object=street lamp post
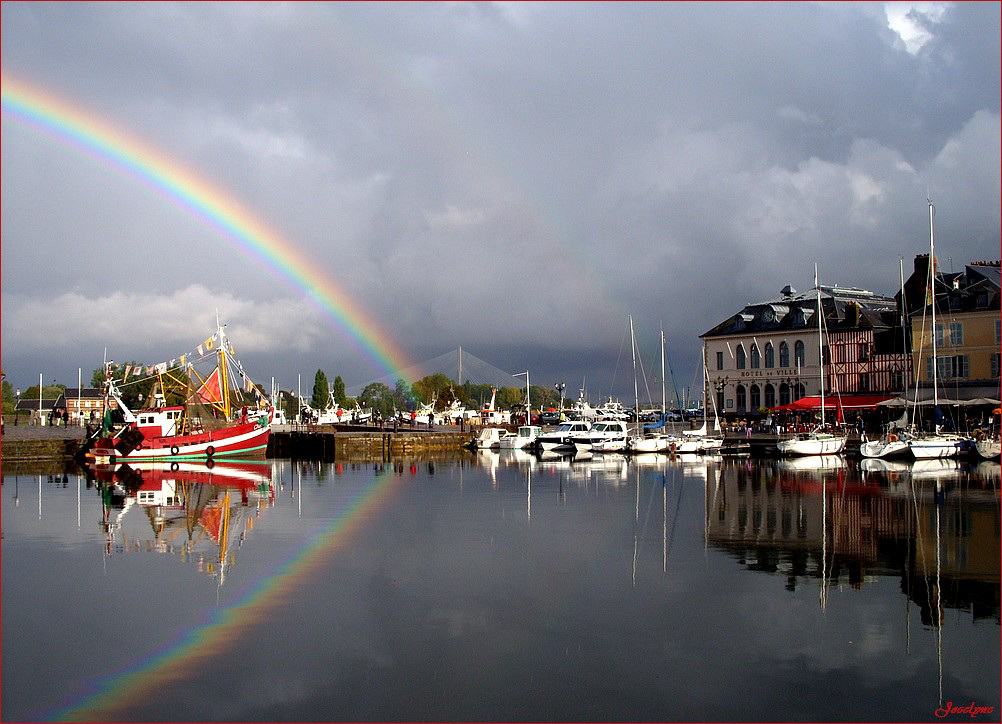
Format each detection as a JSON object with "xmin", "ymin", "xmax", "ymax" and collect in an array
[{"xmin": 713, "ymin": 376, "xmax": 729, "ymax": 423}]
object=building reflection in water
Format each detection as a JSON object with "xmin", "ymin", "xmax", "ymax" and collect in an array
[{"xmin": 703, "ymin": 456, "xmax": 1000, "ymax": 625}]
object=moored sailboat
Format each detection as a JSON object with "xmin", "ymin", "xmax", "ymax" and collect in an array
[
  {"xmin": 908, "ymin": 199, "xmax": 972, "ymax": 460},
  {"xmin": 777, "ymin": 264, "xmax": 847, "ymax": 457}
]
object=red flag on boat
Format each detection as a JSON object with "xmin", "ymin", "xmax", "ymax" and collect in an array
[{"xmin": 196, "ymin": 367, "xmax": 223, "ymax": 405}]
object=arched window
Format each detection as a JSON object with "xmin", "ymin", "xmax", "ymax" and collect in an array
[
  {"xmin": 779, "ymin": 383, "xmax": 790, "ymax": 406},
  {"xmin": 794, "ymin": 340, "xmax": 805, "ymax": 367},
  {"xmin": 750, "ymin": 384, "xmax": 761, "ymax": 410},
  {"xmin": 764, "ymin": 384, "xmax": 776, "ymax": 408},
  {"xmin": 736, "ymin": 384, "xmax": 746, "ymax": 413},
  {"xmin": 750, "ymin": 344, "xmax": 760, "ymax": 369},
  {"xmin": 796, "ymin": 383, "xmax": 806, "ymax": 401},
  {"xmin": 779, "ymin": 341, "xmax": 790, "ymax": 368},
  {"xmin": 765, "ymin": 342, "xmax": 775, "ymax": 368},
  {"xmin": 736, "ymin": 344, "xmax": 746, "ymax": 370}
]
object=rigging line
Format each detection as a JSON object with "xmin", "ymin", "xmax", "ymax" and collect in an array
[
  {"xmin": 608, "ymin": 324, "xmax": 630, "ymax": 401},
  {"xmin": 664, "ymin": 341, "xmax": 682, "ymax": 411},
  {"xmin": 637, "ymin": 336, "xmax": 654, "ymax": 407}
]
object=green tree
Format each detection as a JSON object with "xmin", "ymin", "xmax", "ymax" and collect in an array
[
  {"xmin": 311, "ymin": 369, "xmax": 330, "ymax": 410},
  {"xmin": 495, "ymin": 386, "xmax": 524, "ymax": 409},
  {"xmin": 412, "ymin": 373, "xmax": 454, "ymax": 407},
  {"xmin": 331, "ymin": 375, "xmax": 346, "ymax": 406},
  {"xmin": 393, "ymin": 378, "xmax": 415, "ymax": 411},
  {"xmin": 22, "ymin": 384, "xmax": 67, "ymax": 400},
  {"xmin": 2, "ymin": 379, "xmax": 14, "ymax": 415},
  {"xmin": 358, "ymin": 382, "xmax": 396, "ymax": 417},
  {"xmin": 530, "ymin": 384, "xmax": 561, "ymax": 411}
]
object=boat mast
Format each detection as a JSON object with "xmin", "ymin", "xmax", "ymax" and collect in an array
[
  {"xmin": 928, "ymin": 198, "xmax": 939, "ymax": 419},
  {"xmin": 659, "ymin": 323, "xmax": 666, "ymax": 420},
  {"xmin": 816, "ymin": 263, "xmax": 825, "ymax": 429},
  {"xmin": 630, "ymin": 316, "xmax": 639, "ymax": 435},
  {"xmin": 217, "ymin": 318, "xmax": 230, "ymax": 419},
  {"xmin": 899, "ymin": 257, "xmax": 910, "ymax": 428}
]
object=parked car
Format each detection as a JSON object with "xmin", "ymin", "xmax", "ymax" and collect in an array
[{"xmin": 539, "ymin": 410, "xmax": 562, "ymax": 425}]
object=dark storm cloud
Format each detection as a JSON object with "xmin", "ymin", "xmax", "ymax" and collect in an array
[{"xmin": 2, "ymin": 2, "xmax": 998, "ymax": 395}]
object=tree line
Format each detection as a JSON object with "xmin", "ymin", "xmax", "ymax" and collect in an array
[{"xmin": 299, "ymin": 369, "xmax": 567, "ymax": 419}]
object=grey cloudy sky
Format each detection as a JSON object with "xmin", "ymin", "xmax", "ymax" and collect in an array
[{"xmin": 2, "ymin": 2, "xmax": 999, "ymax": 402}]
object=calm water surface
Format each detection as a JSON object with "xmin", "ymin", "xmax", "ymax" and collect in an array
[{"xmin": 2, "ymin": 452, "xmax": 998, "ymax": 722}]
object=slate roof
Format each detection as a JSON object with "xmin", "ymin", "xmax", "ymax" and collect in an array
[{"xmin": 701, "ymin": 284, "xmax": 897, "ymax": 338}]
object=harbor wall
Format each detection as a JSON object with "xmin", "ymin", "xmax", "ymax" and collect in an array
[
  {"xmin": 267, "ymin": 427, "xmax": 472, "ymax": 462},
  {"xmin": 0, "ymin": 424, "xmax": 474, "ymax": 467}
]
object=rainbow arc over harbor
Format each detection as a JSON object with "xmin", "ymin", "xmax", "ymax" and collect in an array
[{"xmin": 1, "ymin": 71, "xmax": 412, "ymax": 382}]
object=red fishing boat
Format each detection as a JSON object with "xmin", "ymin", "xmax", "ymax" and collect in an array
[{"xmin": 83, "ymin": 322, "xmax": 272, "ymax": 464}]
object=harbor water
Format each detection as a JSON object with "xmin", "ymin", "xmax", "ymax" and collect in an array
[{"xmin": 2, "ymin": 452, "xmax": 998, "ymax": 722}]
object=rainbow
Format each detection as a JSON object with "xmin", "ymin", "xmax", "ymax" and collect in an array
[
  {"xmin": 1, "ymin": 71, "xmax": 412, "ymax": 382},
  {"xmin": 47, "ymin": 464, "xmax": 408, "ymax": 721}
]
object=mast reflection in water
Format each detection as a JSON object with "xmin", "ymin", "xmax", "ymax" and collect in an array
[{"xmin": 2, "ymin": 453, "xmax": 998, "ymax": 722}]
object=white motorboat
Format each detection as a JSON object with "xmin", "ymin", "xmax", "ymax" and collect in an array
[
  {"xmin": 573, "ymin": 421, "xmax": 630, "ymax": 453},
  {"xmin": 537, "ymin": 420, "xmax": 592, "ymax": 452},
  {"xmin": 474, "ymin": 426, "xmax": 513, "ymax": 449},
  {"xmin": 500, "ymin": 425, "xmax": 542, "ymax": 449}
]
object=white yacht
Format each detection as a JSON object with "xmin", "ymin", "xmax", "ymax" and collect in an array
[
  {"xmin": 537, "ymin": 420, "xmax": 592, "ymax": 452},
  {"xmin": 572, "ymin": 421, "xmax": 629, "ymax": 453},
  {"xmin": 500, "ymin": 425, "xmax": 542, "ymax": 449}
]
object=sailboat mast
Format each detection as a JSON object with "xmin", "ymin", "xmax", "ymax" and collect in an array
[
  {"xmin": 630, "ymin": 316, "xmax": 639, "ymax": 434},
  {"xmin": 660, "ymin": 324, "xmax": 666, "ymax": 418},
  {"xmin": 816, "ymin": 263, "xmax": 825, "ymax": 429},
  {"xmin": 899, "ymin": 257, "xmax": 910, "ymax": 428},
  {"xmin": 928, "ymin": 199, "xmax": 939, "ymax": 412}
]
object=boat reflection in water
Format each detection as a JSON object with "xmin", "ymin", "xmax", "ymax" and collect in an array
[{"xmin": 88, "ymin": 459, "xmax": 275, "ymax": 585}]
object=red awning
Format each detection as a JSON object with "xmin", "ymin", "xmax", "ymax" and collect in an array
[{"xmin": 770, "ymin": 394, "xmax": 895, "ymax": 412}]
